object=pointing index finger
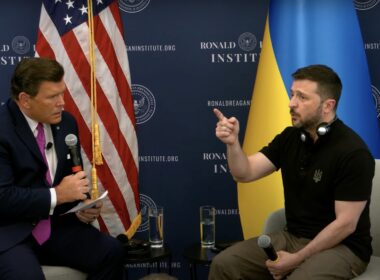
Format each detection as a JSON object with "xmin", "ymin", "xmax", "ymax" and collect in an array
[{"xmin": 213, "ymin": 108, "xmax": 225, "ymax": 121}]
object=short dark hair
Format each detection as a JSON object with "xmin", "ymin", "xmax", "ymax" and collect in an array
[
  {"xmin": 10, "ymin": 57, "xmax": 64, "ymax": 100},
  {"xmin": 292, "ymin": 64, "xmax": 342, "ymax": 109}
]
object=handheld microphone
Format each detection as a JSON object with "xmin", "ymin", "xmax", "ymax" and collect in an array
[
  {"xmin": 64, "ymin": 134, "xmax": 82, "ymax": 173},
  {"xmin": 46, "ymin": 142, "xmax": 53, "ymax": 150},
  {"xmin": 257, "ymin": 234, "xmax": 279, "ymax": 262}
]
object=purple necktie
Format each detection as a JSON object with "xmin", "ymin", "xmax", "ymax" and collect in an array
[{"xmin": 32, "ymin": 122, "xmax": 51, "ymax": 245}]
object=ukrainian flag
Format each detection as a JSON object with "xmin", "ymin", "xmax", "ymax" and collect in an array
[{"xmin": 239, "ymin": 0, "xmax": 380, "ymax": 238}]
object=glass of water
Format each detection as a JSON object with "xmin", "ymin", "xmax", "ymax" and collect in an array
[
  {"xmin": 148, "ymin": 206, "xmax": 164, "ymax": 248},
  {"xmin": 200, "ymin": 205, "xmax": 215, "ymax": 248}
]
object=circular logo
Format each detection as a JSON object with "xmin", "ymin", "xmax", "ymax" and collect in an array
[
  {"xmin": 238, "ymin": 32, "xmax": 257, "ymax": 52},
  {"xmin": 354, "ymin": 0, "xmax": 380, "ymax": 10},
  {"xmin": 118, "ymin": 0, "xmax": 151, "ymax": 13},
  {"xmin": 132, "ymin": 84, "xmax": 156, "ymax": 124},
  {"xmin": 137, "ymin": 194, "xmax": 157, "ymax": 232},
  {"xmin": 12, "ymin": 36, "xmax": 30, "ymax": 55},
  {"xmin": 372, "ymin": 85, "xmax": 380, "ymax": 119}
]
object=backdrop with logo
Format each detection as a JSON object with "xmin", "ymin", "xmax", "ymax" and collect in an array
[{"xmin": 1, "ymin": 1, "xmax": 380, "ymax": 279}]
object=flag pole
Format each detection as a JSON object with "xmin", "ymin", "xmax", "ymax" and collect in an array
[{"xmin": 88, "ymin": 0, "xmax": 102, "ymax": 199}]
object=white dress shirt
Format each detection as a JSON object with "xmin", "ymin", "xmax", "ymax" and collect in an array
[{"xmin": 23, "ymin": 113, "xmax": 58, "ymax": 214}]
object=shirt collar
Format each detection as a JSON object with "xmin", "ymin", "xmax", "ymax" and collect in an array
[{"xmin": 20, "ymin": 111, "xmax": 41, "ymax": 137}]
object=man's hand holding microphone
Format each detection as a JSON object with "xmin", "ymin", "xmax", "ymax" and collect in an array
[
  {"xmin": 54, "ymin": 171, "xmax": 101, "ymax": 224},
  {"xmin": 258, "ymin": 234, "xmax": 303, "ymax": 280},
  {"xmin": 54, "ymin": 133, "xmax": 102, "ymax": 224}
]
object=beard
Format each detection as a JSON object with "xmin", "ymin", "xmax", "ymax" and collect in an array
[{"xmin": 290, "ymin": 103, "xmax": 323, "ymax": 131}]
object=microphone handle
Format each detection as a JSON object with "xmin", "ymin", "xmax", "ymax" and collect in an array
[
  {"xmin": 264, "ymin": 246, "xmax": 278, "ymax": 261},
  {"xmin": 69, "ymin": 146, "xmax": 83, "ymax": 173}
]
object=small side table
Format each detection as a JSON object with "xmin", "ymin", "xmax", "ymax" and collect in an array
[
  {"xmin": 183, "ymin": 244, "xmax": 218, "ymax": 280},
  {"xmin": 125, "ymin": 245, "xmax": 172, "ymax": 277}
]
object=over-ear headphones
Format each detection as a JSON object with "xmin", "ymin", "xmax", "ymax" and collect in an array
[
  {"xmin": 300, "ymin": 117, "xmax": 337, "ymax": 142},
  {"xmin": 316, "ymin": 122, "xmax": 330, "ymax": 136}
]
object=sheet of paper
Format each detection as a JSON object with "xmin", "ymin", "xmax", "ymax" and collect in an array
[{"xmin": 62, "ymin": 190, "xmax": 108, "ymax": 215}]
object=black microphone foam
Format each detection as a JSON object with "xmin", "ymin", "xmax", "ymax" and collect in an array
[
  {"xmin": 257, "ymin": 234, "xmax": 279, "ymax": 261},
  {"xmin": 64, "ymin": 134, "xmax": 82, "ymax": 173}
]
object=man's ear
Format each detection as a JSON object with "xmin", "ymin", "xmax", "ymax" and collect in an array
[
  {"xmin": 324, "ymin": 98, "xmax": 336, "ymax": 113},
  {"xmin": 18, "ymin": 92, "xmax": 31, "ymax": 109}
]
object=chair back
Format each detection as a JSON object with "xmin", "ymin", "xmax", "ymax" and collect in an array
[
  {"xmin": 370, "ymin": 159, "xmax": 380, "ymax": 257},
  {"xmin": 262, "ymin": 208, "xmax": 286, "ymax": 235}
]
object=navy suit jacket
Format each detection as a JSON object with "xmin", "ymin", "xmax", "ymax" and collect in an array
[{"xmin": 0, "ymin": 99, "xmax": 82, "ymax": 252}]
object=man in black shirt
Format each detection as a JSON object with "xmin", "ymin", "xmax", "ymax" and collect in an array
[{"xmin": 209, "ymin": 65, "xmax": 374, "ymax": 280}]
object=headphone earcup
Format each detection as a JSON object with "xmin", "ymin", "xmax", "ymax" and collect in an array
[
  {"xmin": 316, "ymin": 122, "xmax": 330, "ymax": 136},
  {"xmin": 300, "ymin": 132, "xmax": 307, "ymax": 142}
]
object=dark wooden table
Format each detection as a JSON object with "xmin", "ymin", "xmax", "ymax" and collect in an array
[
  {"xmin": 124, "ymin": 244, "xmax": 172, "ymax": 277},
  {"xmin": 183, "ymin": 243, "xmax": 219, "ymax": 280}
]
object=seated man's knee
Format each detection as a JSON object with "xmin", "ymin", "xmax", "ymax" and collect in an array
[
  {"xmin": 210, "ymin": 249, "xmax": 239, "ymax": 275},
  {"xmin": 212, "ymin": 250, "xmax": 233, "ymax": 267},
  {"xmin": 106, "ymin": 237, "xmax": 125, "ymax": 262}
]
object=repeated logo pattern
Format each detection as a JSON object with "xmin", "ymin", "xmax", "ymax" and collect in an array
[
  {"xmin": 11, "ymin": 36, "xmax": 30, "ymax": 55},
  {"xmin": 354, "ymin": 0, "xmax": 380, "ymax": 10},
  {"xmin": 132, "ymin": 84, "xmax": 156, "ymax": 124},
  {"xmin": 118, "ymin": 0, "xmax": 150, "ymax": 13},
  {"xmin": 137, "ymin": 194, "xmax": 157, "ymax": 232}
]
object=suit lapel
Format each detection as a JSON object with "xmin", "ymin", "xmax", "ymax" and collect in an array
[{"xmin": 8, "ymin": 100, "xmax": 45, "ymax": 165}]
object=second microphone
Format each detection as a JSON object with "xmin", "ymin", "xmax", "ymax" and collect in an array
[
  {"xmin": 65, "ymin": 134, "xmax": 83, "ymax": 173},
  {"xmin": 257, "ymin": 234, "xmax": 279, "ymax": 262}
]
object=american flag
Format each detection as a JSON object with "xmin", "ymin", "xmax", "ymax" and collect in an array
[{"xmin": 35, "ymin": 0, "xmax": 140, "ymax": 238}]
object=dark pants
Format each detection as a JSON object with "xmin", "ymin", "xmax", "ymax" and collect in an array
[
  {"xmin": 208, "ymin": 230, "xmax": 367, "ymax": 280},
  {"xmin": 0, "ymin": 215, "xmax": 126, "ymax": 280}
]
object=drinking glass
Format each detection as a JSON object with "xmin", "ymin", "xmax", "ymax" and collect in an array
[
  {"xmin": 148, "ymin": 206, "xmax": 164, "ymax": 248},
  {"xmin": 200, "ymin": 205, "xmax": 215, "ymax": 248}
]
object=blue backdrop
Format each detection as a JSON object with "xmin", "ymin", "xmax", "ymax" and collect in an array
[{"xmin": 1, "ymin": 1, "xmax": 380, "ymax": 279}]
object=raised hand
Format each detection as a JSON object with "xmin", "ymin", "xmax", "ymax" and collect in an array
[{"xmin": 214, "ymin": 108, "xmax": 240, "ymax": 145}]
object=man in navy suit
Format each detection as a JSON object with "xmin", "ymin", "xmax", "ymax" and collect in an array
[{"xmin": 0, "ymin": 57, "xmax": 126, "ymax": 279}]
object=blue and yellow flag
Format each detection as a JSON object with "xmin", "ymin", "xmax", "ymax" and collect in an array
[{"xmin": 239, "ymin": 0, "xmax": 380, "ymax": 238}]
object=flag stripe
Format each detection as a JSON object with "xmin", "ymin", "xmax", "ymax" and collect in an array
[
  {"xmin": 108, "ymin": 3, "xmax": 132, "ymax": 86},
  {"xmin": 35, "ymin": 31, "xmax": 55, "ymax": 58},
  {"xmin": 81, "ymin": 154, "xmax": 126, "ymax": 234},
  {"xmin": 109, "ymin": 2, "xmax": 124, "ymax": 44},
  {"xmin": 95, "ymin": 9, "xmax": 136, "ymax": 126}
]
